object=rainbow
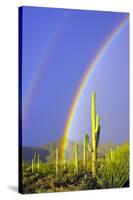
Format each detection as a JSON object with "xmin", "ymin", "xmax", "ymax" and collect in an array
[
  {"xmin": 61, "ymin": 15, "xmax": 129, "ymax": 159},
  {"xmin": 22, "ymin": 13, "xmax": 70, "ymax": 123}
]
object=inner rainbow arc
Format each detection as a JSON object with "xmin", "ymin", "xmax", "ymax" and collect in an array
[{"xmin": 60, "ymin": 16, "xmax": 129, "ymax": 160}]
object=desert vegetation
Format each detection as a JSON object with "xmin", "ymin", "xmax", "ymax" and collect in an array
[{"xmin": 21, "ymin": 92, "xmax": 129, "ymax": 193}]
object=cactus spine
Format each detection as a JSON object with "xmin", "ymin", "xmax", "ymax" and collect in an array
[
  {"xmin": 56, "ymin": 146, "xmax": 59, "ymax": 176},
  {"xmin": 74, "ymin": 143, "xmax": 78, "ymax": 175},
  {"xmin": 91, "ymin": 91, "xmax": 100, "ymax": 178}
]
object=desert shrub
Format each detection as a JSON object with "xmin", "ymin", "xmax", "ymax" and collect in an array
[
  {"xmin": 97, "ymin": 143, "xmax": 129, "ymax": 188},
  {"xmin": 22, "ymin": 143, "xmax": 129, "ymax": 193},
  {"xmin": 39, "ymin": 163, "xmax": 55, "ymax": 176},
  {"xmin": 22, "ymin": 161, "xmax": 30, "ymax": 171}
]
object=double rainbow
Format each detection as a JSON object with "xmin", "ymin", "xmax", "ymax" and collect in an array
[
  {"xmin": 60, "ymin": 15, "xmax": 129, "ymax": 159},
  {"xmin": 22, "ymin": 13, "xmax": 129, "ymax": 155}
]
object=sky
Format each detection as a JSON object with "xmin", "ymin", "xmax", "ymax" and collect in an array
[{"xmin": 21, "ymin": 6, "xmax": 129, "ymax": 147}]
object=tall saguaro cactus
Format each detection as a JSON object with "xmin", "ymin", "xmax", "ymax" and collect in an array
[
  {"xmin": 74, "ymin": 143, "xmax": 78, "ymax": 175},
  {"xmin": 91, "ymin": 91, "xmax": 100, "ymax": 178},
  {"xmin": 56, "ymin": 146, "xmax": 59, "ymax": 176}
]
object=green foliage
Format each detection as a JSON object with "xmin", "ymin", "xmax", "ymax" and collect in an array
[
  {"xmin": 22, "ymin": 142, "xmax": 129, "ymax": 193},
  {"xmin": 21, "ymin": 90, "xmax": 129, "ymax": 194},
  {"xmin": 97, "ymin": 143, "xmax": 129, "ymax": 188}
]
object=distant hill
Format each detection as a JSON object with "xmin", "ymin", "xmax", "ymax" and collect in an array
[
  {"xmin": 22, "ymin": 139, "xmax": 123, "ymax": 163},
  {"xmin": 22, "ymin": 147, "xmax": 49, "ymax": 163}
]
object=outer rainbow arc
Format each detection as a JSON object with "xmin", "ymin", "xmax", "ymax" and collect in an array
[
  {"xmin": 61, "ymin": 15, "xmax": 129, "ymax": 160},
  {"xmin": 22, "ymin": 13, "xmax": 70, "ymax": 125}
]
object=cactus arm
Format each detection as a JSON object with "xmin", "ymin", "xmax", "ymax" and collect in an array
[
  {"xmin": 95, "ymin": 114, "xmax": 100, "ymax": 133},
  {"xmin": 87, "ymin": 135, "xmax": 91, "ymax": 152},
  {"xmin": 88, "ymin": 144, "xmax": 91, "ymax": 152},
  {"xmin": 96, "ymin": 125, "xmax": 100, "ymax": 148}
]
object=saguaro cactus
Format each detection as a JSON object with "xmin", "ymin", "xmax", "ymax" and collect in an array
[
  {"xmin": 110, "ymin": 148, "xmax": 115, "ymax": 161},
  {"xmin": 83, "ymin": 134, "xmax": 89, "ymax": 172},
  {"xmin": 31, "ymin": 158, "xmax": 34, "ymax": 173},
  {"xmin": 91, "ymin": 91, "xmax": 100, "ymax": 178},
  {"xmin": 56, "ymin": 146, "xmax": 59, "ymax": 176},
  {"xmin": 33, "ymin": 152, "xmax": 36, "ymax": 165},
  {"xmin": 63, "ymin": 157, "xmax": 66, "ymax": 170},
  {"xmin": 106, "ymin": 148, "xmax": 115, "ymax": 163},
  {"xmin": 74, "ymin": 143, "xmax": 78, "ymax": 175},
  {"xmin": 37, "ymin": 153, "xmax": 40, "ymax": 172}
]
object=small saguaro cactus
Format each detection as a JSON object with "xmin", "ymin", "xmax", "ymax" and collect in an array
[
  {"xmin": 31, "ymin": 158, "xmax": 34, "ymax": 173},
  {"xmin": 33, "ymin": 152, "xmax": 36, "ymax": 165},
  {"xmin": 56, "ymin": 146, "xmax": 59, "ymax": 176},
  {"xmin": 37, "ymin": 153, "xmax": 40, "ymax": 172},
  {"xmin": 91, "ymin": 91, "xmax": 100, "ymax": 178},
  {"xmin": 106, "ymin": 148, "xmax": 115, "ymax": 163},
  {"xmin": 110, "ymin": 148, "xmax": 115, "ymax": 161},
  {"xmin": 74, "ymin": 143, "xmax": 78, "ymax": 175},
  {"xmin": 83, "ymin": 134, "xmax": 89, "ymax": 172},
  {"xmin": 63, "ymin": 157, "xmax": 66, "ymax": 170}
]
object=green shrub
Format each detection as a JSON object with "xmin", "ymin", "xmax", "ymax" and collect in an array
[{"xmin": 97, "ymin": 143, "xmax": 129, "ymax": 188}]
